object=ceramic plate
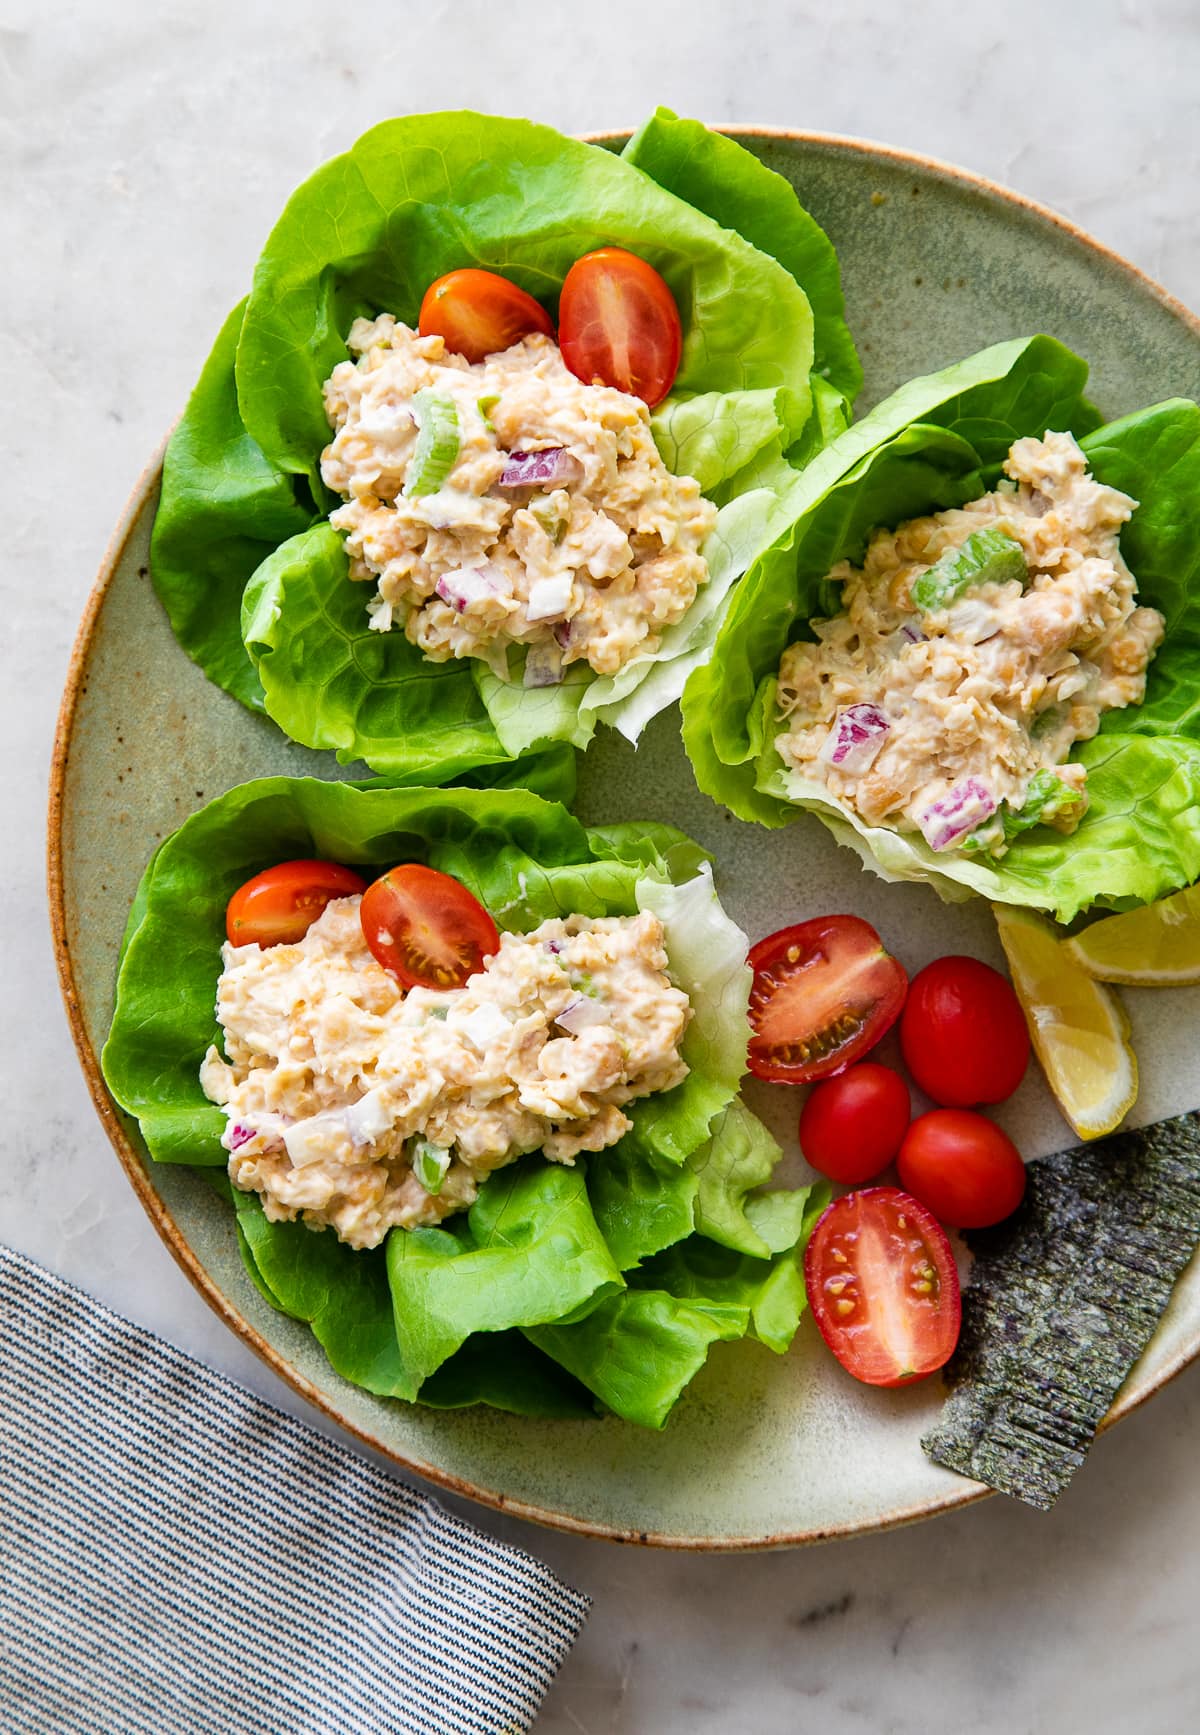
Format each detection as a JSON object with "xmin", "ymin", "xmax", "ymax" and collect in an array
[{"xmin": 50, "ymin": 131, "xmax": 1200, "ymax": 1548}]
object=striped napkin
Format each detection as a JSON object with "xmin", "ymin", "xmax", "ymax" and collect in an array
[{"xmin": 0, "ymin": 1243, "xmax": 588, "ymax": 1734}]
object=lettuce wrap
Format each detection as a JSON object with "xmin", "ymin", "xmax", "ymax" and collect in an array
[
  {"xmin": 151, "ymin": 109, "xmax": 858, "ymax": 777},
  {"xmin": 682, "ymin": 334, "xmax": 1200, "ymax": 922},
  {"xmin": 102, "ymin": 779, "xmax": 825, "ymax": 1426}
]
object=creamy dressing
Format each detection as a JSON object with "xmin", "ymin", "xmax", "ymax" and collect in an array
[
  {"xmin": 199, "ymin": 897, "xmax": 691, "ymax": 1249},
  {"xmin": 774, "ymin": 433, "xmax": 1165, "ymax": 855},
  {"xmin": 321, "ymin": 318, "xmax": 717, "ymax": 680}
]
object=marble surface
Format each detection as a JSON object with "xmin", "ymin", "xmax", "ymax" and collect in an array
[{"xmin": 6, "ymin": 2, "xmax": 1200, "ymax": 1728}]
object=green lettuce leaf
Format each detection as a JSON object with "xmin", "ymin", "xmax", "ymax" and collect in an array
[
  {"xmin": 232, "ymin": 1185, "xmax": 596, "ymax": 1417},
  {"xmin": 682, "ymin": 339, "xmax": 1200, "ymax": 918},
  {"xmin": 627, "ymin": 867, "xmax": 751, "ymax": 1164},
  {"xmin": 622, "ymin": 107, "xmax": 862, "ymax": 408},
  {"xmin": 101, "ymin": 776, "xmax": 787, "ymax": 1424},
  {"xmin": 526, "ymin": 1291, "xmax": 746, "ymax": 1430},
  {"xmin": 526, "ymin": 1178, "xmax": 828, "ymax": 1429},
  {"xmin": 590, "ymin": 1100, "xmax": 813, "ymax": 1270},
  {"xmin": 241, "ymin": 524, "xmax": 512, "ymax": 781},
  {"xmin": 384, "ymin": 1162, "xmax": 624, "ymax": 1397},
  {"xmin": 150, "ymin": 299, "xmax": 315, "ymax": 713}
]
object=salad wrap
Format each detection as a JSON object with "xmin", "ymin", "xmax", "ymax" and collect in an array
[
  {"xmin": 101, "ymin": 779, "xmax": 826, "ymax": 1428},
  {"xmin": 682, "ymin": 334, "xmax": 1200, "ymax": 921},
  {"xmin": 151, "ymin": 108, "xmax": 858, "ymax": 777}
]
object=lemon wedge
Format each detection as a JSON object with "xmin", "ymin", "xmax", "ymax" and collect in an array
[
  {"xmin": 993, "ymin": 903, "xmax": 1137, "ymax": 1140},
  {"xmin": 1063, "ymin": 884, "xmax": 1200, "ymax": 986}
]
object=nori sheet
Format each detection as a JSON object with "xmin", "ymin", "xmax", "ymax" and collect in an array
[{"xmin": 922, "ymin": 1110, "xmax": 1200, "ymax": 1510}]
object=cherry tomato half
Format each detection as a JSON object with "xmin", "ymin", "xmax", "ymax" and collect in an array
[
  {"xmin": 418, "ymin": 269, "xmax": 554, "ymax": 364},
  {"xmin": 360, "ymin": 864, "xmax": 499, "ymax": 990},
  {"xmin": 798, "ymin": 1063, "xmax": 911, "ymax": 1185},
  {"xmin": 804, "ymin": 1187, "xmax": 961, "ymax": 1387},
  {"xmin": 897, "ymin": 1109, "xmax": 1027, "ymax": 1229},
  {"xmin": 900, "ymin": 955, "xmax": 1029, "ymax": 1107},
  {"xmin": 558, "ymin": 248, "xmax": 682, "ymax": 408},
  {"xmin": 747, "ymin": 915, "xmax": 908, "ymax": 1085},
  {"xmin": 225, "ymin": 860, "xmax": 368, "ymax": 948}
]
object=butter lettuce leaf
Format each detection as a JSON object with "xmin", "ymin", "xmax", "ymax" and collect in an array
[
  {"xmin": 526, "ymin": 1177, "xmax": 828, "ymax": 1429},
  {"xmin": 622, "ymin": 107, "xmax": 861, "ymax": 409},
  {"xmin": 100, "ymin": 777, "xmax": 805, "ymax": 1425},
  {"xmin": 151, "ymin": 299, "xmax": 314, "ymax": 712},
  {"xmin": 241, "ymin": 524, "xmax": 512, "ymax": 781}
]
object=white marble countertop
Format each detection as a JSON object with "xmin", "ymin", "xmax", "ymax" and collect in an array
[{"xmin": 6, "ymin": 2, "xmax": 1200, "ymax": 1728}]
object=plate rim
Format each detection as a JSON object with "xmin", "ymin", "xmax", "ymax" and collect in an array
[{"xmin": 46, "ymin": 127, "xmax": 1200, "ymax": 1551}]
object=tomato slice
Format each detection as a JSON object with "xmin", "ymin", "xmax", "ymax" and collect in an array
[
  {"xmin": 360, "ymin": 864, "xmax": 499, "ymax": 990},
  {"xmin": 804, "ymin": 1187, "xmax": 961, "ymax": 1387},
  {"xmin": 558, "ymin": 248, "xmax": 682, "ymax": 408},
  {"xmin": 225, "ymin": 861, "xmax": 367, "ymax": 948},
  {"xmin": 418, "ymin": 269, "xmax": 554, "ymax": 364},
  {"xmin": 746, "ymin": 915, "xmax": 908, "ymax": 1084}
]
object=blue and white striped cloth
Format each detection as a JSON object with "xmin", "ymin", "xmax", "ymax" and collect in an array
[{"xmin": 0, "ymin": 1243, "xmax": 589, "ymax": 1734}]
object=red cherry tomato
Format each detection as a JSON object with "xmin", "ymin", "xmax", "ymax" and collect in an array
[
  {"xmin": 558, "ymin": 248, "xmax": 683, "ymax": 408},
  {"xmin": 897, "ymin": 1109, "xmax": 1027, "ymax": 1229},
  {"xmin": 798, "ymin": 1063, "xmax": 911, "ymax": 1185},
  {"xmin": 746, "ymin": 915, "xmax": 908, "ymax": 1085},
  {"xmin": 804, "ymin": 1187, "xmax": 961, "ymax": 1387},
  {"xmin": 360, "ymin": 864, "xmax": 499, "ymax": 990},
  {"xmin": 900, "ymin": 954, "xmax": 1030, "ymax": 1107},
  {"xmin": 225, "ymin": 861, "xmax": 367, "ymax": 948},
  {"xmin": 418, "ymin": 269, "xmax": 554, "ymax": 363}
]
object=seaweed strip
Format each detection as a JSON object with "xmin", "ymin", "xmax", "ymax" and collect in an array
[{"xmin": 922, "ymin": 1111, "xmax": 1200, "ymax": 1510}]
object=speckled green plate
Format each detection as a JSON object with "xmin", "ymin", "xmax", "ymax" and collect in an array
[{"xmin": 50, "ymin": 132, "xmax": 1200, "ymax": 1548}]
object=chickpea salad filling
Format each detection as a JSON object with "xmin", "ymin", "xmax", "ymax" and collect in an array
[
  {"xmin": 321, "ymin": 317, "xmax": 717, "ymax": 684},
  {"xmin": 774, "ymin": 433, "xmax": 1165, "ymax": 857},
  {"xmin": 201, "ymin": 897, "xmax": 691, "ymax": 1251}
]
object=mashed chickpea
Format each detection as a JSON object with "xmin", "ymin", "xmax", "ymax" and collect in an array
[
  {"xmin": 774, "ymin": 433, "xmax": 1164, "ymax": 856},
  {"xmin": 321, "ymin": 317, "xmax": 717, "ymax": 683},
  {"xmin": 200, "ymin": 899, "xmax": 690, "ymax": 1250}
]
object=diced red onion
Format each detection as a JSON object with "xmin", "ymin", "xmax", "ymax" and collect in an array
[
  {"xmin": 526, "ymin": 574, "xmax": 573, "ymax": 622},
  {"xmin": 524, "ymin": 642, "xmax": 564, "ymax": 687},
  {"xmin": 885, "ymin": 620, "xmax": 924, "ymax": 656},
  {"xmin": 818, "ymin": 704, "xmax": 890, "ymax": 775},
  {"xmin": 918, "ymin": 778, "xmax": 998, "ymax": 851},
  {"xmin": 435, "ymin": 566, "xmax": 498, "ymax": 613},
  {"xmin": 553, "ymin": 620, "xmax": 573, "ymax": 648},
  {"xmin": 227, "ymin": 1122, "xmax": 257, "ymax": 1151},
  {"xmin": 499, "ymin": 448, "xmax": 583, "ymax": 489},
  {"xmin": 554, "ymin": 995, "xmax": 609, "ymax": 1033}
]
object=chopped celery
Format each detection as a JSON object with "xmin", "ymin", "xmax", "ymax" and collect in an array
[
  {"xmin": 532, "ymin": 505, "xmax": 567, "ymax": 546},
  {"xmin": 412, "ymin": 1138, "xmax": 452, "ymax": 1195},
  {"xmin": 477, "ymin": 393, "xmax": 500, "ymax": 431},
  {"xmin": 1031, "ymin": 704, "xmax": 1067, "ymax": 740},
  {"xmin": 912, "ymin": 527, "xmax": 1028, "ymax": 612},
  {"xmin": 965, "ymin": 769, "xmax": 1084, "ymax": 853},
  {"xmin": 404, "ymin": 391, "xmax": 460, "ymax": 497}
]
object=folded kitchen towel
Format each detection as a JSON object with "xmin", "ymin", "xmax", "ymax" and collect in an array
[{"xmin": 0, "ymin": 1242, "xmax": 589, "ymax": 1735}]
